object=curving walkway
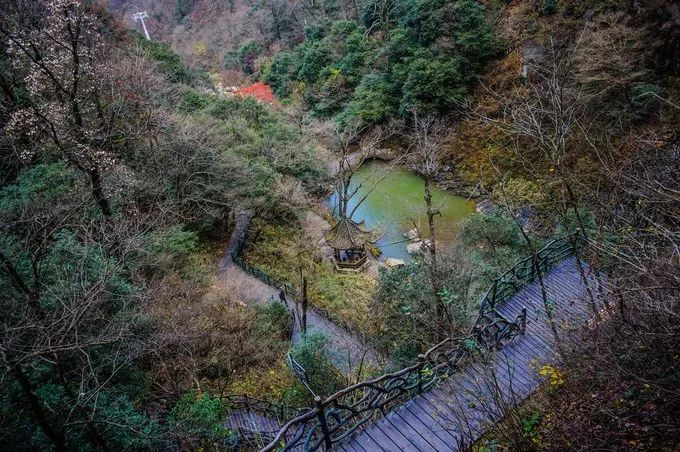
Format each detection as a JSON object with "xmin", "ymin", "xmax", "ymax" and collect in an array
[
  {"xmin": 217, "ymin": 215, "xmax": 383, "ymax": 374},
  {"xmin": 338, "ymin": 256, "xmax": 603, "ymax": 451}
]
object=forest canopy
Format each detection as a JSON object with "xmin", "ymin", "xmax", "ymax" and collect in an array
[
  {"xmin": 1, "ymin": 0, "xmax": 679, "ymax": 450},
  {"xmin": 264, "ymin": 0, "xmax": 495, "ymax": 126}
]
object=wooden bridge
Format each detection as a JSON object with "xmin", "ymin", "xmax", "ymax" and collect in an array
[{"xmin": 225, "ymin": 232, "xmax": 604, "ymax": 451}]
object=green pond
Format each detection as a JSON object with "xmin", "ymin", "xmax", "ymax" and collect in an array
[{"xmin": 328, "ymin": 160, "xmax": 476, "ymax": 261}]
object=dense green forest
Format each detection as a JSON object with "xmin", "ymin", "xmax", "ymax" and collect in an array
[
  {"xmin": 264, "ymin": 0, "xmax": 494, "ymax": 124},
  {"xmin": 1, "ymin": 0, "xmax": 679, "ymax": 450}
]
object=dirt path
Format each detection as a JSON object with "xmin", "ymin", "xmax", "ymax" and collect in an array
[
  {"xmin": 328, "ymin": 149, "xmax": 363, "ymax": 175},
  {"xmin": 215, "ymin": 213, "xmax": 384, "ymax": 374},
  {"xmin": 328, "ymin": 148, "xmax": 394, "ymax": 176}
]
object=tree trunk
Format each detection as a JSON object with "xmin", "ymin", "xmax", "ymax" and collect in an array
[
  {"xmin": 562, "ymin": 179, "xmax": 608, "ymax": 307},
  {"xmin": 88, "ymin": 169, "xmax": 112, "ymax": 216},
  {"xmin": 516, "ymin": 224, "xmax": 564, "ymax": 355},
  {"xmin": 565, "ymin": 229, "xmax": 602, "ymax": 321},
  {"xmin": 424, "ymin": 176, "xmax": 448, "ymax": 339},
  {"xmin": 301, "ymin": 276, "xmax": 308, "ymax": 335},
  {"xmin": 424, "ymin": 177, "xmax": 437, "ymax": 280},
  {"xmin": 556, "ymin": 178, "xmax": 601, "ymax": 319},
  {"xmin": 0, "ymin": 251, "xmax": 42, "ymax": 313},
  {"xmin": 533, "ymin": 254, "xmax": 564, "ymax": 355},
  {"xmin": 496, "ymin": 181, "xmax": 563, "ymax": 354},
  {"xmin": 9, "ymin": 364, "xmax": 66, "ymax": 450},
  {"xmin": 53, "ymin": 356, "xmax": 110, "ymax": 451}
]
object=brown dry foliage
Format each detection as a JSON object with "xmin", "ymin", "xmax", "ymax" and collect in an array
[{"xmin": 143, "ymin": 275, "xmax": 288, "ymax": 413}]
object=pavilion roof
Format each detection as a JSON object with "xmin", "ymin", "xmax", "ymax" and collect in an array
[{"xmin": 325, "ymin": 217, "xmax": 371, "ymax": 250}]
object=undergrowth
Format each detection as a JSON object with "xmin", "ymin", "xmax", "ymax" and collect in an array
[{"xmin": 242, "ymin": 217, "xmax": 379, "ymax": 336}]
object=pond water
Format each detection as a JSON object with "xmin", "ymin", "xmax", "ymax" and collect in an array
[{"xmin": 328, "ymin": 160, "xmax": 476, "ymax": 261}]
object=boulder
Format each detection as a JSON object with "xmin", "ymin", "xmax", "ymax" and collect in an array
[
  {"xmin": 407, "ymin": 241, "xmax": 424, "ymax": 254},
  {"xmin": 384, "ymin": 258, "xmax": 406, "ymax": 268},
  {"xmin": 404, "ymin": 228, "xmax": 420, "ymax": 242},
  {"xmin": 476, "ymin": 199, "xmax": 498, "ymax": 215}
]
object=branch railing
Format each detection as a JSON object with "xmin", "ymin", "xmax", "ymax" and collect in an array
[
  {"xmin": 224, "ymin": 394, "xmax": 304, "ymax": 424},
  {"xmin": 479, "ymin": 230, "xmax": 585, "ymax": 317},
  {"xmin": 223, "ymin": 395, "xmax": 311, "ymax": 447},
  {"xmin": 261, "ymin": 231, "xmax": 584, "ymax": 451}
]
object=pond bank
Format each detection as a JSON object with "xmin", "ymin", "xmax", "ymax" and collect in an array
[{"xmin": 327, "ymin": 160, "xmax": 477, "ymax": 261}]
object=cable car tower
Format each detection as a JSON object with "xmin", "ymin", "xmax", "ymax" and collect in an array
[{"xmin": 132, "ymin": 11, "xmax": 151, "ymax": 40}]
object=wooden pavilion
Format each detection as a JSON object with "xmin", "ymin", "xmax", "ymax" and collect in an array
[{"xmin": 325, "ymin": 217, "xmax": 372, "ymax": 272}]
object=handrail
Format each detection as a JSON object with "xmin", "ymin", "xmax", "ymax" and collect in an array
[
  {"xmin": 223, "ymin": 394, "xmax": 311, "ymax": 448},
  {"xmin": 261, "ymin": 230, "xmax": 584, "ymax": 451},
  {"xmin": 287, "ymin": 352, "xmax": 317, "ymax": 398},
  {"xmin": 223, "ymin": 394, "xmax": 308, "ymax": 422},
  {"xmin": 478, "ymin": 230, "xmax": 584, "ymax": 315}
]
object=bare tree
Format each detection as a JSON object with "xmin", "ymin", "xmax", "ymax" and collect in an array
[
  {"xmin": 1, "ymin": 0, "xmax": 146, "ymax": 217},
  {"xmin": 331, "ymin": 121, "xmax": 401, "ymax": 221},
  {"xmin": 0, "ymin": 209, "xmax": 154, "ymax": 449},
  {"xmin": 491, "ymin": 173, "xmax": 564, "ymax": 353},
  {"xmin": 572, "ymin": 11, "xmax": 650, "ymax": 122},
  {"xmin": 482, "ymin": 40, "xmax": 603, "ymax": 318},
  {"xmin": 408, "ymin": 112, "xmax": 452, "ymax": 337},
  {"xmin": 363, "ymin": 0, "xmax": 399, "ymax": 37}
]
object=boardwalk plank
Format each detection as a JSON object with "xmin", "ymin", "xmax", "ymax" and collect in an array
[
  {"xmin": 373, "ymin": 416, "xmax": 424, "ymax": 451},
  {"xmin": 484, "ymin": 353, "xmax": 533, "ymax": 395},
  {"xmin": 391, "ymin": 405, "xmax": 454, "ymax": 452},
  {"xmin": 411, "ymin": 394, "xmax": 466, "ymax": 446},
  {"xmin": 384, "ymin": 415, "xmax": 435, "ymax": 452},
  {"xmin": 342, "ymin": 435, "xmax": 370, "ymax": 452},
  {"xmin": 346, "ymin": 430, "xmax": 388, "ymax": 452},
  {"xmin": 403, "ymin": 399, "xmax": 461, "ymax": 447},
  {"xmin": 335, "ymin": 256, "xmax": 600, "ymax": 452},
  {"xmin": 353, "ymin": 421, "xmax": 402, "ymax": 451}
]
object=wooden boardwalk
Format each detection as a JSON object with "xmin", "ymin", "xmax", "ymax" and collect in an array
[
  {"xmin": 225, "ymin": 410, "xmax": 281, "ymax": 445},
  {"xmin": 337, "ymin": 256, "xmax": 601, "ymax": 451}
]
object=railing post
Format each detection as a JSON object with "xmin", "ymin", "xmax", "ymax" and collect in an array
[
  {"xmin": 417, "ymin": 354, "xmax": 426, "ymax": 394},
  {"xmin": 520, "ymin": 307, "xmax": 527, "ymax": 334},
  {"xmin": 490, "ymin": 281, "xmax": 497, "ymax": 310},
  {"xmin": 534, "ymin": 254, "xmax": 543, "ymax": 280},
  {"xmin": 315, "ymin": 396, "xmax": 332, "ymax": 450},
  {"xmin": 302, "ymin": 277, "xmax": 308, "ymax": 335}
]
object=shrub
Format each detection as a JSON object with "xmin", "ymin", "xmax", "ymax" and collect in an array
[
  {"xmin": 460, "ymin": 212, "xmax": 523, "ymax": 251},
  {"xmin": 136, "ymin": 36, "xmax": 191, "ymax": 84},
  {"xmin": 170, "ymin": 389, "xmax": 232, "ymax": 443},
  {"xmin": 541, "ymin": 0, "xmax": 557, "ymax": 15},
  {"xmin": 630, "ymin": 83, "xmax": 662, "ymax": 117},
  {"xmin": 265, "ymin": 51, "xmax": 298, "ymax": 97},
  {"xmin": 400, "ymin": 56, "xmax": 468, "ymax": 113},
  {"xmin": 178, "ymin": 87, "xmax": 211, "ymax": 112},
  {"xmin": 288, "ymin": 332, "xmax": 343, "ymax": 397},
  {"xmin": 237, "ymin": 41, "xmax": 264, "ymax": 74},
  {"xmin": 0, "ymin": 162, "xmax": 76, "ymax": 214},
  {"xmin": 228, "ymin": 362, "xmax": 298, "ymax": 400},
  {"xmin": 174, "ymin": 0, "xmax": 194, "ymax": 23},
  {"xmin": 149, "ymin": 227, "xmax": 201, "ymax": 263},
  {"xmin": 336, "ymin": 73, "xmax": 395, "ymax": 127},
  {"xmin": 253, "ymin": 301, "xmax": 291, "ymax": 340},
  {"xmin": 223, "ymin": 49, "xmax": 239, "ymax": 70}
]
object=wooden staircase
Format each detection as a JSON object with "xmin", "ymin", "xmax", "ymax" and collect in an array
[{"xmin": 223, "ymin": 232, "xmax": 604, "ymax": 451}]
